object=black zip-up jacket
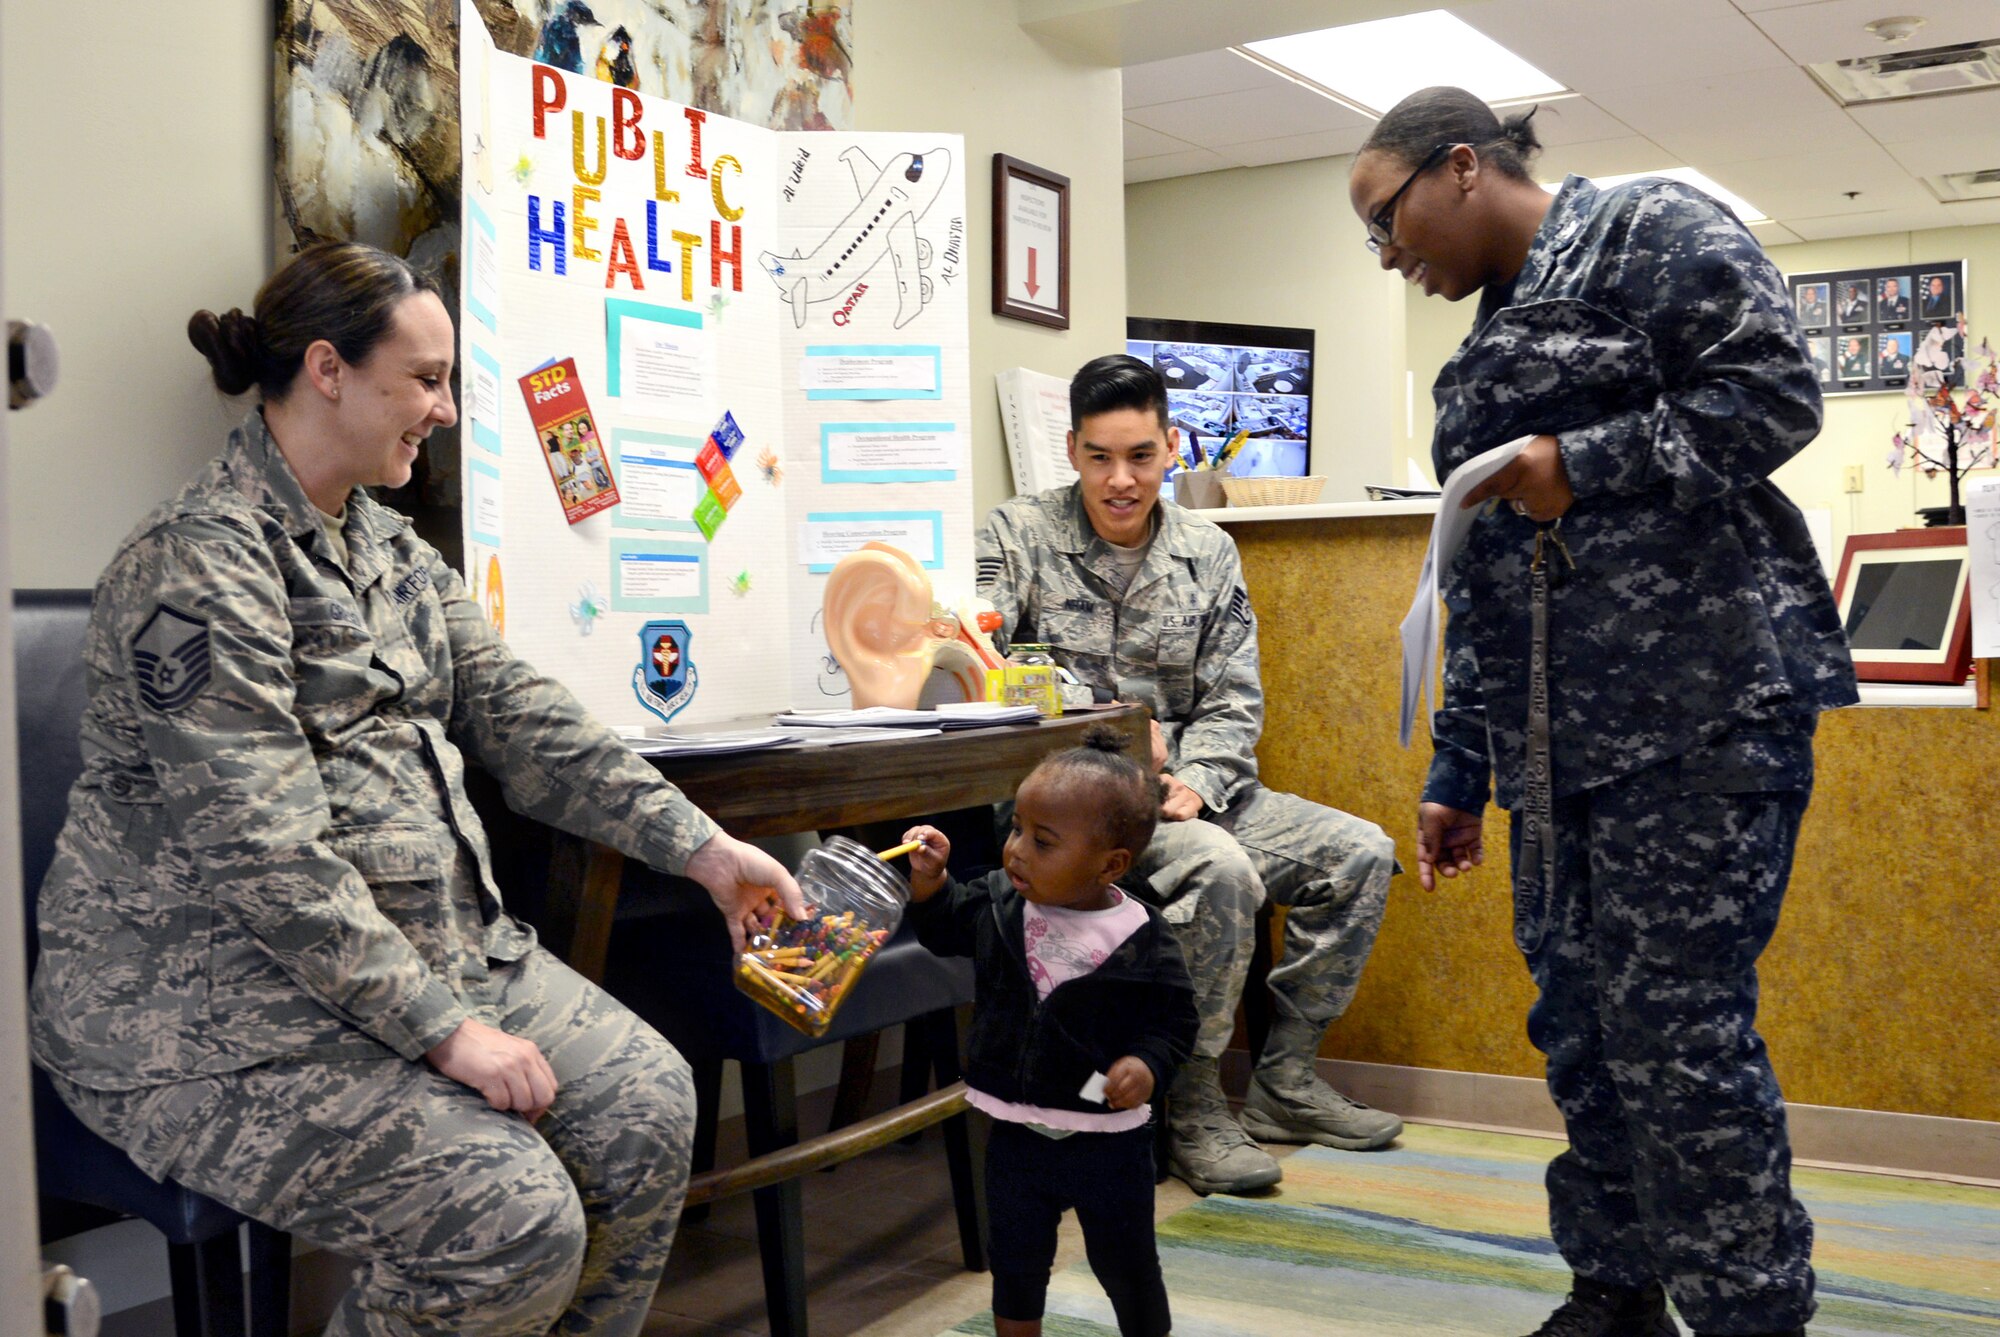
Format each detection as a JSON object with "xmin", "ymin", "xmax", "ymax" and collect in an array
[{"xmin": 909, "ymin": 871, "xmax": 1198, "ymax": 1113}]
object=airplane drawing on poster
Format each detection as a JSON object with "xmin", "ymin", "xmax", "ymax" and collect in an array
[{"xmin": 761, "ymin": 145, "xmax": 955, "ymax": 329}]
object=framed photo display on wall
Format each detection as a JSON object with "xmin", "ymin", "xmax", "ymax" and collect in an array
[{"xmin": 1788, "ymin": 259, "xmax": 1966, "ymax": 397}]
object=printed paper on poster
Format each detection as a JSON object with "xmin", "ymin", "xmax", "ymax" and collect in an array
[
  {"xmin": 607, "ymin": 299, "xmax": 712, "ymax": 422},
  {"xmin": 520, "ymin": 358, "xmax": 620, "ymax": 524},
  {"xmin": 798, "ymin": 511, "xmax": 943, "ymax": 571}
]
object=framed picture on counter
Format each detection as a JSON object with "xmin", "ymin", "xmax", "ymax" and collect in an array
[{"xmin": 1832, "ymin": 528, "xmax": 1972, "ymax": 684}]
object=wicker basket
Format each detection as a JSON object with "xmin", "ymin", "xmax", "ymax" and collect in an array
[{"xmin": 1219, "ymin": 474, "xmax": 1328, "ymax": 507}]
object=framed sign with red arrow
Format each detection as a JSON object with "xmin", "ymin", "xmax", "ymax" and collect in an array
[{"xmin": 992, "ymin": 154, "xmax": 1070, "ymax": 330}]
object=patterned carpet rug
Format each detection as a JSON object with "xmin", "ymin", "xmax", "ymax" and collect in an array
[{"xmin": 939, "ymin": 1123, "xmax": 2000, "ymax": 1336}]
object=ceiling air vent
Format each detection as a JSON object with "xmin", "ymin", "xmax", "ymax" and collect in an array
[
  {"xmin": 1809, "ymin": 38, "xmax": 2000, "ymax": 105},
  {"xmin": 1927, "ymin": 166, "xmax": 2000, "ymax": 202}
]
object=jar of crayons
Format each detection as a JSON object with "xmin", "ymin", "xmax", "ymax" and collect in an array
[{"xmin": 734, "ymin": 835, "xmax": 908, "ymax": 1037}]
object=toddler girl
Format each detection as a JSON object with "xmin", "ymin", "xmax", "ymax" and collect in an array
[{"xmin": 903, "ymin": 727, "xmax": 1197, "ymax": 1337}]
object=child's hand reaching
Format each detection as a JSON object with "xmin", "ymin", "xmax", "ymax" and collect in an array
[
  {"xmin": 1102, "ymin": 1056, "xmax": 1155, "ymax": 1111},
  {"xmin": 902, "ymin": 825, "xmax": 950, "ymax": 901}
]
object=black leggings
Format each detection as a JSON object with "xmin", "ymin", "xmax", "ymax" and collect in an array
[{"xmin": 985, "ymin": 1119, "xmax": 1170, "ymax": 1336}]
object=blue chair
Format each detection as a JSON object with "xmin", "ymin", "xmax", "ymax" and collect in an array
[{"xmin": 16, "ymin": 589, "xmax": 291, "ymax": 1337}]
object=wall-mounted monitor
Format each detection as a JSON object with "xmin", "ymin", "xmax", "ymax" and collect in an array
[{"xmin": 1126, "ymin": 317, "xmax": 1314, "ymax": 479}]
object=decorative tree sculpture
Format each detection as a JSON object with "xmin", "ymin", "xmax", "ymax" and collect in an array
[{"xmin": 1888, "ymin": 316, "xmax": 1997, "ymax": 524}]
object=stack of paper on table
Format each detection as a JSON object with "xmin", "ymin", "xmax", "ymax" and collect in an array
[
  {"xmin": 626, "ymin": 729, "xmax": 804, "ymax": 758},
  {"xmin": 787, "ymin": 725, "xmax": 945, "ymax": 745},
  {"xmin": 775, "ymin": 703, "xmax": 1042, "ymax": 729}
]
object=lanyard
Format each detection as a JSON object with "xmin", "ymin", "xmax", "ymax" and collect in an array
[{"xmin": 1514, "ymin": 520, "xmax": 1573, "ymax": 955}]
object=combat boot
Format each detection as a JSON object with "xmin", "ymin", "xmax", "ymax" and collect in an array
[
  {"xmin": 1241, "ymin": 1016, "xmax": 1404, "ymax": 1150},
  {"xmin": 1165, "ymin": 1058, "xmax": 1282, "ymax": 1195},
  {"xmin": 1521, "ymin": 1277, "xmax": 1677, "ymax": 1337}
]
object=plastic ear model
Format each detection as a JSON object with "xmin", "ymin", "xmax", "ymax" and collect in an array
[{"xmin": 822, "ymin": 542, "xmax": 950, "ymax": 708}]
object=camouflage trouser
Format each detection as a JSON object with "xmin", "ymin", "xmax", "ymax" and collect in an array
[
  {"xmin": 1513, "ymin": 766, "xmax": 1815, "ymax": 1335},
  {"xmin": 52, "ymin": 944, "xmax": 694, "ymax": 1337},
  {"xmin": 1123, "ymin": 784, "xmax": 1394, "ymax": 1062}
]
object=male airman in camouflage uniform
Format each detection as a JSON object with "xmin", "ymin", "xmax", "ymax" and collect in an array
[
  {"xmin": 976, "ymin": 355, "xmax": 1402, "ymax": 1197},
  {"xmin": 33, "ymin": 411, "xmax": 776, "ymax": 1335},
  {"xmin": 1414, "ymin": 171, "xmax": 1857, "ymax": 1337}
]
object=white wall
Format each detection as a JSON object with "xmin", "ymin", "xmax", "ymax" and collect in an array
[
  {"xmin": 857, "ymin": 0, "xmax": 1127, "ymax": 519},
  {"xmin": 1125, "ymin": 157, "xmax": 1408, "ymax": 503},
  {"xmin": 3, "ymin": 0, "xmax": 274, "ymax": 589}
]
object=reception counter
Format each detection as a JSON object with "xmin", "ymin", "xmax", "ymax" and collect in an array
[{"xmin": 1211, "ymin": 505, "xmax": 2000, "ymax": 1128}]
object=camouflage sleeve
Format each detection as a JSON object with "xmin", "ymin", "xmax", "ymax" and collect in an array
[
  {"xmin": 110, "ymin": 521, "xmax": 467, "ymax": 1060},
  {"xmin": 1421, "ymin": 604, "xmax": 1491, "ymax": 813},
  {"xmin": 1555, "ymin": 185, "xmax": 1823, "ymax": 510},
  {"xmin": 429, "ymin": 551, "xmax": 721, "ymax": 875},
  {"xmin": 1170, "ymin": 545, "xmax": 1263, "ymax": 813},
  {"xmin": 974, "ymin": 503, "xmax": 1030, "ymax": 655}
]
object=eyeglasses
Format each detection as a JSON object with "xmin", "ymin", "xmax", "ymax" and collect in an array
[{"xmin": 1365, "ymin": 142, "xmax": 1456, "ymax": 254}]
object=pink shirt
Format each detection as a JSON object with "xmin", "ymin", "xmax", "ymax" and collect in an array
[{"xmin": 965, "ymin": 889, "xmax": 1154, "ymax": 1135}]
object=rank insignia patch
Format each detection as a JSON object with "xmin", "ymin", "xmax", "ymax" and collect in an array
[{"xmin": 132, "ymin": 605, "xmax": 212, "ymax": 713}]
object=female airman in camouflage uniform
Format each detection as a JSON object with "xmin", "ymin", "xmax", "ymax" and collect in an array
[{"xmin": 30, "ymin": 242, "xmax": 807, "ymax": 1336}]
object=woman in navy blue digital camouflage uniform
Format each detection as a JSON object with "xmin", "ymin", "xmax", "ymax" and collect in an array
[{"xmin": 1349, "ymin": 87, "xmax": 1856, "ymax": 1337}]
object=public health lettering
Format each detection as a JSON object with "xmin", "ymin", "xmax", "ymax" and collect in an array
[{"xmin": 525, "ymin": 65, "xmax": 744, "ymax": 300}]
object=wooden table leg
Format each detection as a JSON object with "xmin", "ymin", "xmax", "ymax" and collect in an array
[{"xmin": 743, "ymin": 1059, "xmax": 809, "ymax": 1337}]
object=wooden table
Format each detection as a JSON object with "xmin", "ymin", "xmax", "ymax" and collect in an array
[{"xmin": 541, "ymin": 704, "xmax": 1149, "ymax": 983}]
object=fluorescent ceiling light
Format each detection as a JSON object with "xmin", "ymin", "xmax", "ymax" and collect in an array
[
  {"xmin": 1543, "ymin": 168, "xmax": 1768, "ymax": 223},
  {"xmin": 1242, "ymin": 11, "xmax": 1566, "ymax": 117}
]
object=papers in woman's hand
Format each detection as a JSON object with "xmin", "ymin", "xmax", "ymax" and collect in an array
[{"xmin": 1400, "ymin": 437, "xmax": 1531, "ymax": 747}]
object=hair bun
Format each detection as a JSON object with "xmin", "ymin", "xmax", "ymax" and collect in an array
[
  {"xmin": 1501, "ymin": 105, "xmax": 1543, "ymax": 155},
  {"xmin": 187, "ymin": 307, "xmax": 263, "ymax": 396},
  {"xmin": 1080, "ymin": 725, "xmax": 1129, "ymax": 754}
]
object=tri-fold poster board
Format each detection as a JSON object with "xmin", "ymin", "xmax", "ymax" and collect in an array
[{"xmin": 457, "ymin": 1, "xmax": 972, "ymax": 728}]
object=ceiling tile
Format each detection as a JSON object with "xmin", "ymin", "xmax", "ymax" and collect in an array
[
  {"xmin": 1220, "ymin": 127, "xmax": 1374, "ymax": 169},
  {"xmin": 1535, "ymin": 135, "xmax": 1680, "ymax": 182},
  {"xmin": 1124, "ymin": 147, "xmax": 1234, "ymax": 184},
  {"xmin": 1460, "ymin": 0, "xmax": 1793, "ymax": 98},
  {"xmin": 1746, "ymin": 0, "xmax": 2000, "ymax": 66},
  {"xmin": 1523, "ymin": 96, "xmax": 1633, "ymax": 147},
  {"xmin": 1936, "ymin": 198, "xmax": 2000, "ymax": 227},
  {"xmin": 1747, "ymin": 220, "xmax": 1805, "ymax": 246},
  {"xmin": 1847, "ymin": 85, "xmax": 2000, "ymax": 141},
  {"xmin": 1705, "ymin": 142, "xmax": 1935, "ymax": 218},
  {"xmin": 1882, "ymin": 129, "xmax": 2000, "ymax": 179},
  {"xmin": 1124, "ymin": 81, "xmax": 1374, "ymax": 149},
  {"xmin": 1122, "ymin": 49, "xmax": 1277, "ymax": 110},
  {"xmin": 1124, "ymin": 121, "xmax": 1197, "ymax": 160},
  {"xmin": 1589, "ymin": 65, "xmax": 1871, "ymax": 165},
  {"xmin": 1784, "ymin": 202, "xmax": 1961, "ymax": 239}
]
